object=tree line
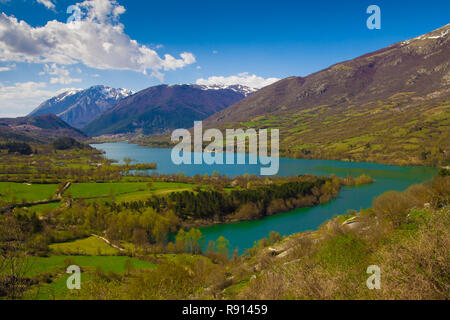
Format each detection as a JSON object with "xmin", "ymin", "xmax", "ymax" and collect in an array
[{"xmin": 107, "ymin": 177, "xmax": 335, "ymax": 223}]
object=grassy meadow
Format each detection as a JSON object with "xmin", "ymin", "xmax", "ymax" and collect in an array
[
  {"xmin": 0, "ymin": 182, "xmax": 59, "ymax": 203},
  {"xmin": 49, "ymin": 236, "xmax": 121, "ymax": 256},
  {"xmin": 25, "ymin": 255, "xmax": 156, "ymax": 300},
  {"xmin": 0, "ymin": 181, "xmax": 199, "ymax": 213}
]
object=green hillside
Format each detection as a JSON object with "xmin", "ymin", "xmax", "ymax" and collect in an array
[{"xmin": 202, "ymin": 24, "xmax": 450, "ymax": 166}]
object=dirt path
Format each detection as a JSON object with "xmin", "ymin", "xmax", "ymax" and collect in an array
[
  {"xmin": 57, "ymin": 182, "xmax": 72, "ymax": 199},
  {"xmin": 91, "ymin": 234, "xmax": 126, "ymax": 252}
]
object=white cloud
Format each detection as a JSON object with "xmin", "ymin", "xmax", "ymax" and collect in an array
[
  {"xmin": 40, "ymin": 64, "xmax": 82, "ymax": 84},
  {"xmin": 37, "ymin": 0, "xmax": 56, "ymax": 10},
  {"xmin": 0, "ymin": 82, "xmax": 81, "ymax": 117},
  {"xmin": 0, "ymin": 0, "xmax": 196, "ymax": 78},
  {"xmin": 0, "ymin": 63, "xmax": 15, "ymax": 72},
  {"xmin": 161, "ymin": 52, "xmax": 196, "ymax": 71},
  {"xmin": 196, "ymin": 72, "xmax": 280, "ymax": 89}
]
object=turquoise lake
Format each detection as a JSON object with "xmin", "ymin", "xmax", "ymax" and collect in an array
[{"xmin": 92, "ymin": 142, "xmax": 438, "ymax": 253}]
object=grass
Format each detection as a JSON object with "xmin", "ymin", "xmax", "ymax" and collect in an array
[
  {"xmin": 66, "ymin": 182, "xmax": 149, "ymax": 199},
  {"xmin": 223, "ymin": 279, "xmax": 249, "ymax": 298},
  {"xmin": 183, "ymin": 96, "xmax": 449, "ymax": 166},
  {"xmin": 66, "ymin": 181, "xmax": 197, "ymax": 201},
  {"xmin": 116, "ymin": 182, "xmax": 196, "ymax": 202},
  {"xmin": 0, "ymin": 182, "xmax": 58, "ymax": 203},
  {"xmin": 26, "ymin": 272, "xmax": 78, "ymax": 300},
  {"xmin": 0, "ymin": 180, "xmax": 198, "ymax": 212},
  {"xmin": 28, "ymin": 255, "xmax": 155, "ymax": 276},
  {"xmin": 49, "ymin": 236, "xmax": 120, "ymax": 256},
  {"xmin": 155, "ymin": 253, "xmax": 211, "ymax": 265},
  {"xmin": 29, "ymin": 202, "xmax": 62, "ymax": 212},
  {"xmin": 25, "ymin": 255, "xmax": 156, "ymax": 300}
]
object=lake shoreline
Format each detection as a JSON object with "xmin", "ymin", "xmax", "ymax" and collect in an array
[
  {"xmin": 91, "ymin": 140, "xmax": 440, "ymax": 169},
  {"xmin": 92, "ymin": 141, "xmax": 438, "ymax": 253}
]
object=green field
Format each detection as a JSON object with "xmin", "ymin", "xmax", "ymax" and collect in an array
[
  {"xmin": 115, "ymin": 182, "xmax": 196, "ymax": 202},
  {"xmin": 0, "ymin": 181, "xmax": 197, "ymax": 207},
  {"xmin": 28, "ymin": 255, "xmax": 155, "ymax": 276},
  {"xmin": 28, "ymin": 202, "xmax": 62, "ymax": 212},
  {"xmin": 65, "ymin": 181, "xmax": 196, "ymax": 201},
  {"xmin": 0, "ymin": 182, "xmax": 58, "ymax": 203},
  {"xmin": 0, "ymin": 180, "xmax": 201, "ymax": 216},
  {"xmin": 25, "ymin": 255, "xmax": 156, "ymax": 300},
  {"xmin": 49, "ymin": 236, "xmax": 120, "ymax": 256},
  {"xmin": 65, "ymin": 182, "xmax": 149, "ymax": 199}
]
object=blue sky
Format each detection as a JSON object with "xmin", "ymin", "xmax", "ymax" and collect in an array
[{"xmin": 0, "ymin": 0, "xmax": 449, "ymax": 117}]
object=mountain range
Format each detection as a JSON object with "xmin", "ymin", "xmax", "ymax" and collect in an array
[
  {"xmin": 82, "ymin": 84, "xmax": 254, "ymax": 136},
  {"xmin": 29, "ymin": 85, "xmax": 134, "ymax": 128},
  {"xmin": 2, "ymin": 24, "xmax": 449, "ymax": 166}
]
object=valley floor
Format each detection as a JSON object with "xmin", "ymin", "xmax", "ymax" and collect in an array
[
  {"xmin": 0, "ymin": 140, "xmax": 447, "ymax": 300},
  {"xmin": 0, "ymin": 173, "xmax": 447, "ymax": 300}
]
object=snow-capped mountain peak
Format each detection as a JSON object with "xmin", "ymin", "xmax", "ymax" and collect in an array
[
  {"xmin": 54, "ymin": 89, "xmax": 83, "ymax": 103},
  {"xmin": 191, "ymin": 84, "xmax": 258, "ymax": 96},
  {"xmin": 29, "ymin": 85, "xmax": 134, "ymax": 128}
]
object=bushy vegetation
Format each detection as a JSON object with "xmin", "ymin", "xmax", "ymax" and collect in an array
[
  {"xmin": 233, "ymin": 175, "xmax": 449, "ymax": 300},
  {"xmin": 52, "ymin": 137, "xmax": 87, "ymax": 150},
  {"xmin": 0, "ymin": 140, "xmax": 156, "ymax": 184},
  {"xmin": 0, "ymin": 142, "xmax": 33, "ymax": 155},
  {"xmin": 0, "ymin": 176, "xmax": 339, "ymax": 255},
  {"xmin": 106, "ymin": 175, "xmax": 347, "ymax": 226}
]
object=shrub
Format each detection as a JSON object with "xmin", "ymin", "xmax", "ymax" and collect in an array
[
  {"xmin": 438, "ymin": 168, "xmax": 449, "ymax": 177},
  {"xmin": 372, "ymin": 191, "xmax": 412, "ymax": 227},
  {"xmin": 354, "ymin": 174, "xmax": 375, "ymax": 185},
  {"xmin": 430, "ymin": 176, "xmax": 450, "ymax": 208},
  {"xmin": 234, "ymin": 203, "xmax": 262, "ymax": 221},
  {"xmin": 1, "ymin": 142, "xmax": 33, "ymax": 155},
  {"xmin": 52, "ymin": 137, "xmax": 85, "ymax": 150},
  {"xmin": 374, "ymin": 207, "xmax": 449, "ymax": 299}
]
